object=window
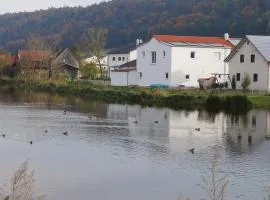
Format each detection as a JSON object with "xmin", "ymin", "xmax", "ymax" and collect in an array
[
  {"xmin": 118, "ymin": 57, "xmax": 121, "ymax": 61},
  {"xmin": 240, "ymin": 54, "xmax": 244, "ymax": 63},
  {"xmin": 165, "ymin": 73, "xmax": 169, "ymax": 79},
  {"xmin": 214, "ymin": 52, "xmax": 221, "ymax": 60},
  {"xmin": 253, "ymin": 73, "xmax": 258, "ymax": 82},
  {"xmin": 236, "ymin": 73, "xmax": 241, "ymax": 81},
  {"xmin": 122, "ymin": 57, "xmax": 125, "ymax": 61},
  {"xmin": 251, "ymin": 54, "xmax": 255, "ymax": 63},
  {"xmin": 151, "ymin": 51, "xmax": 157, "ymax": 63},
  {"xmin": 163, "ymin": 51, "xmax": 166, "ymax": 57},
  {"xmin": 139, "ymin": 72, "xmax": 142, "ymax": 79},
  {"xmin": 142, "ymin": 51, "xmax": 145, "ymax": 57},
  {"xmin": 186, "ymin": 74, "xmax": 190, "ymax": 80},
  {"xmin": 191, "ymin": 51, "xmax": 195, "ymax": 58},
  {"xmin": 112, "ymin": 57, "xmax": 116, "ymax": 61}
]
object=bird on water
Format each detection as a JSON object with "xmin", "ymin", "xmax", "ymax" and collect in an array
[{"xmin": 189, "ymin": 148, "xmax": 195, "ymax": 154}]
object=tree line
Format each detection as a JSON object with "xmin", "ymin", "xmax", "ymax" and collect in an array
[{"xmin": 0, "ymin": 0, "xmax": 270, "ymax": 52}]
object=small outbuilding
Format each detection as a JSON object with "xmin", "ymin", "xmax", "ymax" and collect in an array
[
  {"xmin": 53, "ymin": 48, "xmax": 79, "ymax": 78},
  {"xmin": 110, "ymin": 60, "xmax": 137, "ymax": 86}
]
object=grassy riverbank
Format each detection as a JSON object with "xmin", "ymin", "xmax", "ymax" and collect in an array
[{"xmin": 0, "ymin": 78, "xmax": 263, "ymax": 112}]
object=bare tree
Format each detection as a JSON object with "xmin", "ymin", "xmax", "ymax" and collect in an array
[
  {"xmin": 84, "ymin": 28, "xmax": 108, "ymax": 77},
  {"xmin": 2, "ymin": 161, "xmax": 45, "ymax": 200},
  {"xmin": 25, "ymin": 34, "xmax": 49, "ymax": 51},
  {"xmin": 201, "ymin": 153, "xmax": 228, "ymax": 200},
  {"xmin": 22, "ymin": 35, "xmax": 59, "ymax": 80}
]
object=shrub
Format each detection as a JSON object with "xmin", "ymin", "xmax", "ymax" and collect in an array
[
  {"xmin": 241, "ymin": 73, "xmax": 251, "ymax": 91},
  {"xmin": 231, "ymin": 75, "xmax": 236, "ymax": 90}
]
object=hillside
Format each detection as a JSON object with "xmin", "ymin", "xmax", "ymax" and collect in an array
[{"xmin": 1, "ymin": 0, "xmax": 270, "ymax": 52}]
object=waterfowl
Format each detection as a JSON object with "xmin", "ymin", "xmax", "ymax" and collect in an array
[
  {"xmin": 195, "ymin": 128, "xmax": 200, "ymax": 132},
  {"xmin": 154, "ymin": 121, "xmax": 159, "ymax": 124},
  {"xmin": 63, "ymin": 132, "xmax": 68, "ymax": 136},
  {"xmin": 30, "ymin": 141, "xmax": 33, "ymax": 145},
  {"xmin": 2, "ymin": 134, "xmax": 5, "ymax": 138},
  {"xmin": 189, "ymin": 148, "xmax": 195, "ymax": 154}
]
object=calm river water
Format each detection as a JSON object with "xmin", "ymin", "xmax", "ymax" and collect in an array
[{"xmin": 0, "ymin": 91, "xmax": 269, "ymax": 200}]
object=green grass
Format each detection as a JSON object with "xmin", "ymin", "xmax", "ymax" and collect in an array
[{"xmin": 0, "ymin": 77, "xmax": 261, "ymax": 113}]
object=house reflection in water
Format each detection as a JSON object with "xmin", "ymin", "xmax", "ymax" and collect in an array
[
  {"xmin": 107, "ymin": 104, "xmax": 270, "ymax": 154},
  {"xmin": 107, "ymin": 104, "xmax": 228, "ymax": 152},
  {"xmin": 224, "ymin": 110, "xmax": 270, "ymax": 152}
]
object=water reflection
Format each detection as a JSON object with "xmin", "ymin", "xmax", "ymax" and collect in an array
[{"xmin": 0, "ymin": 91, "xmax": 269, "ymax": 200}]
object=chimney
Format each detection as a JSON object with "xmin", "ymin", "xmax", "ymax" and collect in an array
[
  {"xmin": 224, "ymin": 33, "xmax": 230, "ymax": 41},
  {"xmin": 136, "ymin": 39, "xmax": 140, "ymax": 46}
]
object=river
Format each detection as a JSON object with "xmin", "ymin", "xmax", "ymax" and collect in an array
[{"xmin": 0, "ymin": 91, "xmax": 269, "ymax": 200}]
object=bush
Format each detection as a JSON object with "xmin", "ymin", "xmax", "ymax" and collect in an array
[
  {"xmin": 241, "ymin": 73, "xmax": 251, "ymax": 91},
  {"xmin": 231, "ymin": 75, "xmax": 236, "ymax": 90}
]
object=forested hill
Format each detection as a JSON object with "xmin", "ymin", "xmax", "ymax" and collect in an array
[{"xmin": 1, "ymin": 0, "xmax": 270, "ymax": 52}]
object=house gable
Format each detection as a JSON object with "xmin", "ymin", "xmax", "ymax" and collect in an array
[{"xmin": 54, "ymin": 48, "xmax": 79, "ymax": 69}]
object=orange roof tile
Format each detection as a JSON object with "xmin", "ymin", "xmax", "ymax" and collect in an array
[{"xmin": 154, "ymin": 35, "xmax": 235, "ymax": 48}]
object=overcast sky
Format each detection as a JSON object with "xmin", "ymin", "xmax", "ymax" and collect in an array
[{"xmin": 0, "ymin": 0, "xmax": 106, "ymax": 14}]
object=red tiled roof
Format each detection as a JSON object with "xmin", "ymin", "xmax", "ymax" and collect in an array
[
  {"xmin": 154, "ymin": 35, "xmax": 235, "ymax": 48},
  {"xmin": 18, "ymin": 50, "xmax": 52, "ymax": 62}
]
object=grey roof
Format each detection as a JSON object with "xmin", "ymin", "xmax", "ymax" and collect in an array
[
  {"xmin": 225, "ymin": 35, "xmax": 270, "ymax": 62},
  {"xmin": 53, "ymin": 48, "xmax": 79, "ymax": 69},
  {"xmin": 246, "ymin": 35, "xmax": 270, "ymax": 62},
  {"xmin": 165, "ymin": 42, "xmax": 229, "ymax": 48},
  {"xmin": 112, "ymin": 60, "xmax": 137, "ymax": 72},
  {"xmin": 228, "ymin": 39, "xmax": 241, "ymax": 46},
  {"xmin": 108, "ymin": 44, "xmax": 136, "ymax": 54}
]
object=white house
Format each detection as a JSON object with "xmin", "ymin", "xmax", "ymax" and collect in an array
[
  {"xmin": 136, "ymin": 34, "xmax": 238, "ymax": 87},
  {"xmin": 107, "ymin": 44, "xmax": 137, "ymax": 78},
  {"xmin": 110, "ymin": 60, "xmax": 138, "ymax": 86},
  {"xmin": 225, "ymin": 35, "xmax": 270, "ymax": 91}
]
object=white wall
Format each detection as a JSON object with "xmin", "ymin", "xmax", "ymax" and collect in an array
[
  {"xmin": 108, "ymin": 53, "xmax": 130, "ymax": 68},
  {"xmin": 137, "ymin": 37, "xmax": 231, "ymax": 87},
  {"xmin": 129, "ymin": 49, "xmax": 137, "ymax": 61},
  {"xmin": 110, "ymin": 70, "xmax": 137, "ymax": 86},
  {"xmin": 128, "ymin": 70, "xmax": 138, "ymax": 85},
  {"xmin": 137, "ymin": 38, "xmax": 172, "ymax": 86},
  {"xmin": 228, "ymin": 40, "xmax": 269, "ymax": 91},
  {"xmin": 171, "ymin": 46, "xmax": 231, "ymax": 87}
]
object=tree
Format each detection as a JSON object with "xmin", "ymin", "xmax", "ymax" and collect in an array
[
  {"xmin": 231, "ymin": 75, "xmax": 236, "ymax": 90},
  {"xmin": 241, "ymin": 73, "xmax": 251, "ymax": 91},
  {"xmin": 25, "ymin": 34, "xmax": 49, "ymax": 51},
  {"xmin": 84, "ymin": 28, "xmax": 108, "ymax": 77},
  {"xmin": 80, "ymin": 63, "xmax": 98, "ymax": 79},
  {"xmin": 22, "ymin": 35, "xmax": 59, "ymax": 80}
]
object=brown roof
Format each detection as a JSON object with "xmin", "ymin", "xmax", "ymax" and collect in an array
[
  {"xmin": 18, "ymin": 50, "xmax": 52, "ymax": 62},
  {"xmin": 154, "ymin": 35, "xmax": 235, "ymax": 48}
]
